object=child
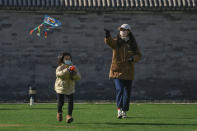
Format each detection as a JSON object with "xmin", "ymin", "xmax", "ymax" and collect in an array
[{"xmin": 54, "ymin": 52, "xmax": 81, "ymax": 123}]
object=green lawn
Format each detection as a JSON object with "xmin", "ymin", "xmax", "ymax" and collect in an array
[{"xmin": 0, "ymin": 103, "xmax": 197, "ymax": 131}]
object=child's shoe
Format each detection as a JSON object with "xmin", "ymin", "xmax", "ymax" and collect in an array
[
  {"xmin": 117, "ymin": 108, "xmax": 122, "ymax": 119},
  {"xmin": 57, "ymin": 112, "xmax": 63, "ymax": 121},
  {"xmin": 66, "ymin": 115, "xmax": 73, "ymax": 123}
]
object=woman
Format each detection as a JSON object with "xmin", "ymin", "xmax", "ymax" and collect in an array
[{"xmin": 104, "ymin": 24, "xmax": 142, "ymax": 119}]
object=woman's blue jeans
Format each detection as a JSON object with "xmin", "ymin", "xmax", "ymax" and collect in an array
[{"xmin": 114, "ymin": 79, "xmax": 132, "ymax": 111}]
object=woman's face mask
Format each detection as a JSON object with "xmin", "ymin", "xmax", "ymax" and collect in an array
[{"xmin": 120, "ymin": 30, "xmax": 129, "ymax": 38}]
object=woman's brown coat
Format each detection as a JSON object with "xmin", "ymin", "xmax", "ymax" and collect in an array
[{"xmin": 104, "ymin": 36, "xmax": 142, "ymax": 80}]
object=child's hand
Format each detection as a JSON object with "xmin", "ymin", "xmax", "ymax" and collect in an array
[{"xmin": 68, "ymin": 66, "xmax": 76, "ymax": 72}]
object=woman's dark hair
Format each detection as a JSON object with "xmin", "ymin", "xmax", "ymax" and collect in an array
[
  {"xmin": 57, "ymin": 52, "xmax": 72, "ymax": 66},
  {"xmin": 117, "ymin": 31, "xmax": 137, "ymax": 52}
]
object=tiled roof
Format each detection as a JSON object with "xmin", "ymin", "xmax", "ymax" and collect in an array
[{"xmin": 0, "ymin": 0, "xmax": 196, "ymax": 11}]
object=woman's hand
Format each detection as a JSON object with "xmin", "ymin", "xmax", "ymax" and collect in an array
[
  {"xmin": 128, "ymin": 56, "xmax": 134, "ymax": 62},
  {"xmin": 104, "ymin": 28, "xmax": 111, "ymax": 38}
]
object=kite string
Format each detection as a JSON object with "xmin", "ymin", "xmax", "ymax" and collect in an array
[{"xmin": 29, "ymin": 22, "xmax": 45, "ymax": 35}]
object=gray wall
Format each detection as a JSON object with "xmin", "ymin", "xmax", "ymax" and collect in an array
[{"xmin": 0, "ymin": 11, "xmax": 197, "ymax": 101}]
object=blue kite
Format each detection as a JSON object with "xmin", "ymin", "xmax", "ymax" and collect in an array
[{"xmin": 29, "ymin": 15, "xmax": 61, "ymax": 38}]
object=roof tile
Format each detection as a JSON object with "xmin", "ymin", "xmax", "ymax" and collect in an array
[{"xmin": 0, "ymin": 0, "xmax": 196, "ymax": 10}]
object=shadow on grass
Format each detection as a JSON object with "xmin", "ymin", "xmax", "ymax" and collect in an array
[
  {"xmin": 28, "ymin": 107, "xmax": 57, "ymax": 110},
  {"xmin": 0, "ymin": 107, "xmax": 87, "ymax": 110},
  {"xmin": 0, "ymin": 108, "xmax": 21, "ymax": 110},
  {"xmin": 27, "ymin": 107, "xmax": 87, "ymax": 110},
  {"xmin": 126, "ymin": 116, "xmax": 197, "ymax": 120},
  {"xmin": 105, "ymin": 122, "xmax": 197, "ymax": 126},
  {"xmin": 75, "ymin": 122, "xmax": 197, "ymax": 126}
]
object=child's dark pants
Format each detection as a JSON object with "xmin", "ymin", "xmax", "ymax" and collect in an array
[{"xmin": 57, "ymin": 94, "xmax": 73, "ymax": 116}]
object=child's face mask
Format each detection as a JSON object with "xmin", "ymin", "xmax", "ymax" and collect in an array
[{"xmin": 64, "ymin": 60, "xmax": 72, "ymax": 65}]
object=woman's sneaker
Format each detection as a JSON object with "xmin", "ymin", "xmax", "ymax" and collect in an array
[
  {"xmin": 122, "ymin": 111, "xmax": 127, "ymax": 118},
  {"xmin": 57, "ymin": 112, "xmax": 63, "ymax": 121},
  {"xmin": 117, "ymin": 108, "xmax": 122, "ymax": 119}
]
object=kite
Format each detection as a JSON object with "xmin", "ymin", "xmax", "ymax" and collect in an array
[{"xmin": 29, "ymin": 15, "xmax": 61, "ymax": 38}]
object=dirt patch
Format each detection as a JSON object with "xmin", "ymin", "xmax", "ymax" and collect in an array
[
  {"xmin": 0, "ymin": 124, "xmax": 75, "ymax": 128},
  {"xmin": 39, "ymin": 124, "xmax": 75, "ymax": 128},
  {"xmin": 0, "ymin": 124, "xmax": 25, "ymax": 127}
]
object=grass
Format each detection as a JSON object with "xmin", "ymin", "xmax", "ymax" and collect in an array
[{"xmin": 0, "ymin": 103, "xmax": 197, "ymax": 131}]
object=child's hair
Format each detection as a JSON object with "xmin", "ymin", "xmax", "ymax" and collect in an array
[{"xmin": 57, "ymin": 52, "xmax": 72, "ymax": 66}]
